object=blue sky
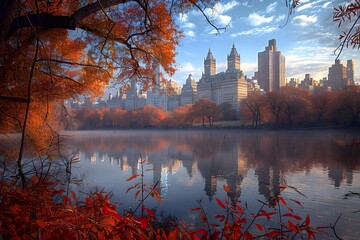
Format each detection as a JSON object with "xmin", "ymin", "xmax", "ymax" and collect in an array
[{"xmin": 171, "ymin": 0, "xmax": 359, "ymax": 86}]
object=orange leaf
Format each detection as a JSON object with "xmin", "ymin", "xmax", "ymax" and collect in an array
[
  {"xmin": 70, "ymin": 191, "xmax": 77, "ymax": 201},
  {"xmin": 126, "ymin": 174, "xmax": 139, "ymax": 181},
  {"xmin": 102, "ymin": 218, "xmax": 116, "ymax": 226},
  {"xmin": 31, "ymin": 176, "xmax": 39, "ymax": 185},
  {"xmin": 223, "ymin": 185, "xmax": 230, "ymax": 193},
  {"xmin": 215, "ymin": 197, "xmax": 226, "ymax": 209},
  {"xmin": 168, "ymin": 228, "xmax": 179, "ymax": 240}
]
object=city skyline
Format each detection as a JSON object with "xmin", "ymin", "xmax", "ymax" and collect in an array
[{"xmin": 171, "ymin": 0, "xmax": 359, "ymax": 86}]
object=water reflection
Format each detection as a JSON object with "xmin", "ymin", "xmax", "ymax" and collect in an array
[{"xmin": 65, "ymin": 130, "xmax": 360, "ymax": 239}]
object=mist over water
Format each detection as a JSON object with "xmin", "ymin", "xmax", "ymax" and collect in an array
[{"xmin": 64, "ymin": 129, "xmax": 360, "ymax": 239}]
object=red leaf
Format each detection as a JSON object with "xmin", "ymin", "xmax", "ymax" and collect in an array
[
  {"xmin": 193, "ymin": 228, "xmax": 207, "ymax": 236},
  {"xmin": 126, "ymin": 174, "xmax": 139, "ymax": 181},
  {"xmin": 189, "ymin": 207, "xmax": 201, "ymax": 212},
  {"xmin": 36, "ymin": 219, "xmax": 47, "ymax": 228},
  {"xmin": 266, "ymin": 230, "xmax": 280, "ymax": 238},
  {"xmin": 279, "ymin": 196, "xmax": 287, "ymax": 206},
  {"xmin": 215, "ymin": 197, "xmax": 226, "ymax": 209},
  {"xmin": 31, "ymin": 176, "xmax": 39, "ymax": 185},
  {"xmin": 223, "ymin": 185, "xmax": 230, "ymax": 193},
  {"xmin": 143, "ymin": 206, "xmax": 154, "ymax": 217},
  {"xmin": 102, "ymin": 218, "xmax": 116, "ymax": 226},
  {"xmin": 288, "ymin": 220, "xmax": 299, "ymax": 233},
  {"xmin": 201, "ymin": 214, "xmax": 207, "ymax": 223},
  {"xmin": 282, "ymin": 213, "xmax": 302, "ymax": 221},
  {"xmin": 63, "ymin": 195, "xmax": 72, "ymax": 204},
  {"xmin": 290, "ymin": 199, "xmax": 303, "ymax": 207},
  {"xmin": 215, "ymin": 214, "xmax": 225, "ymax": 222},
  {"xmin": 255, "ymin": 223, "xmax": 264, "ymax": 232},
  {"xmin": 305, "ymin": 214, "xmax": 311, "ymax": 227}
]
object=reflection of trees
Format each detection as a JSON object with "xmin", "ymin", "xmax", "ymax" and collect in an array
[{"xmin": 62, "ymin": 130, "xmax": 360, "ymax": 200}]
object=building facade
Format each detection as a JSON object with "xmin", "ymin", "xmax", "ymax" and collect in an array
[
  {"xmin": 180, "ymin": 74, "xmax": 198, "ymax": 106},
  {"xmin": 257, "ymin": 39, "xmax": 285, "ymax": 92},
  {"xmin": 197, "ymin": 44, "xmax": 248, "ymax": 110},
  {"xmin": 327, "ymin": 59, "xmax": 355, "ymax": 91}
]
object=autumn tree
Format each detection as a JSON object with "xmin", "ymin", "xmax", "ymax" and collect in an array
[
  {"xmin": 218, "ymin": 102, "xmax": 238, "ymax": 121},
  {"xmin": 0, "ymin": 0, "xmax": 229, "ymax": 187},
  {"xmin": 335, "ymin": 85, "xmax": 360, "ymax": 126},
  {"xmin": 171, "ymin": 104, "xmax": 194, "ymax": 126},
  {"xmin": 190, "ymin": 99, "xmax": 220, "ymax": 127},
  {"xmin": 309, "ymin": 91, "xmax": 336, "ymax": 124},
  {"xmin": 280, "ymin": 86, "xmax": 310, "ymax": 127},
  {"xmin": 241, "ymin": 92, "xmax": 266, "ymax": 127},
  {"xmin": 266, "ymin": 91, "xmax": 284, "ymax": 126}
]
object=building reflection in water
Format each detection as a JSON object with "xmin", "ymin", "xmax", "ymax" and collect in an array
[{"xmin": 66, "ymin": 130, "xmax": 360, "ymax": 202}]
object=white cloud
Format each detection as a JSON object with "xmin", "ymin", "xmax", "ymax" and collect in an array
[
  {"xmin": 297, "ymin": 0, "xmax": 327, "ymax": 12},
  {"xmin": 231, "ymin": 26, "xmax": 278, "ymax": 36},
  {"xmin": 218, "ymin": 15, "xmax": 232, "ymax": 26},
  {"xmin": 212, "ymin": 0, "xmax": 239, "ymax": 14},
  {"xmin": 322, "ymin": 1, "xmax": 332, "ymax": 8},
  {"xmin": 183, "ymin": 22, "xmax": 195, "ymax": 29},
  {"xmin": 176, "ymin": 62, "xmax": 203, "ymax": 82},
  {"xmin": 179, "ymin": 13, "xmax": 188, "ymax": 22},
  {"xmin": 292, "ymin": 15, "xmax": 317, "ymax": 27},
  {"xmin": 275, "ymin": 15, "xmax": 286, "ymax": 23},
  {"xmin": 184, "ymin": 30, "xmax": 195, "ymax": 37},
  {"xmin": 248, "ymin": 12, "xmax": 274, "ymax": 26},
  {"xmin": 266, "ymin": 2, "xmax": 278, "ymax": 13}
]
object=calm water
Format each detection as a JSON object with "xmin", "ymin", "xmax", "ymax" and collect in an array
[{"xmin": 64, "ymin": 129, "xmax": 360, "ymax": 239}]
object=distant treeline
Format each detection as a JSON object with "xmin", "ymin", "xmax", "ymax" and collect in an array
[{"xmin": 67, "ymin": 85, "xmax": 360, "ymax": 129}]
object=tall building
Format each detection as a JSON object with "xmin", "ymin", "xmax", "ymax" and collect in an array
[
  {"xmin": 257, "ymin": 39, "xmax": 285, "ymax": 92},
  {"xmin": 328, "ymin": 59, "xmax": 354, "ymax": 91},
  {"xmin": 197, "ymin": 44, "xmax": 248, "ymax": 111},
  {"xmin": 146, "ymin": 65, "xmax": 168, "ymax": 111},
  {"xmin": 180, "ymin": 74, "xmax": 198, "ymax": 106}
]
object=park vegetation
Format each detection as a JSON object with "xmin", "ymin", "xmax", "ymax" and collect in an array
[
  {"xmin": 71, "ymin": 85, "xmax": 360, "ymax": 129},
  {"xmin": 0, "ymin": 0, "xmax": 359, "ymax": 239}
]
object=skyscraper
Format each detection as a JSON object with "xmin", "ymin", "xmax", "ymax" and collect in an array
[
  {"xmin": 328, "ymin": 59, "xmax": 354, "ymax": 91},
  {"xmin": 257, "ymin": 39, "xmax": 285, "ymax": 92}
]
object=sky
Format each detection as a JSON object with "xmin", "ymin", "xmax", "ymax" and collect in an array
[{"xmin": 171, "ymin": 0, "xmax": 360, "ymax": 86}]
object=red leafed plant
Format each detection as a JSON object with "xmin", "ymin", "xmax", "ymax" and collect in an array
[{"xmin": 0, "ymin": 159, "xmax": 341, "ymax": 240}]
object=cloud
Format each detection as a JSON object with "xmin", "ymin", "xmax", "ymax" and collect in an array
[
  {"xmin": 183, "ymin": 22, "xmax": 195, "ymax": 29},
  {"xmin": 184, "ymin": 30, "xmax": 195, "ymax": 37},
  {"xmin": 275, "ymin": 14, "xmax": 286, "ymax": 23},
  {"xmin": 266, "ymin": 2, "xmax": 278, "ymax": 13},
  {"xmin": 231, "ymin": 26, "xmax": 278, "ymax": 36},
  {"xmin": 175, "ymin": 62, "xmax": 203, "ymax": 82},
  {"xmin": 322, "ymin": 1, "xmax": 332, "ymax": 8},
  {"xmin": 285, "ymin": 46, "xmax": 336, "ymax": 80},
  {"xmin": 179, "ymin": 13, "xmax": 188, "ymax": 22},
  {"xmin": 297, "ymin": 0, "xmax": 327, "ymax": 12},
  {"xmin": 212, "ymin": 0, "xmax": 239, "ymax": 13},
  {"xmin": 248, "ymin": 12, "xmax": 274, "ymax": 26},
  {"xmin": 292, "ymin": 15, "xmax": 317, "ymax": 27}
]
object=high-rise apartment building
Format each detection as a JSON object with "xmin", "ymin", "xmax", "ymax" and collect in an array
[
  {"xmin": 328, "ymin": 59, "xmax": 354, "ymax": 91},
  {"xmin": 197, "ymin": 44, "xmax": 248, "ymax": 110},
  {"xmin": 257, "ymin": 39, "xmax": 285, "ymax": 92},
  {"xmin": 180, "ymin": 74, "xmax": 197, "ymax": 106}
]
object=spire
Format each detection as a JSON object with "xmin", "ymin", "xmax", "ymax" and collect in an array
[
  {"xmin": 229, "ymin": 43, "xmax": 238, "ymax": 57},
  {"xmin": 206, "ymin": 49, "xmax": 215, "ymax": 61}
]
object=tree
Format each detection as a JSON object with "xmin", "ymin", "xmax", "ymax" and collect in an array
[
  {"xmin": 242, "ymin": 92, "xmax": 265, "ymax": 127},
  {"xmin": 309, "ymin": 91, "xmax": 336, "ymax": 123},
  {"xmin": 336, "ymin": 86, "xmax": 360, "ymax": 126},
  {"xmin": 280, "ymin": 86, "xmax": 310, "ymax": 127},
  {"xmin": 219, "ymin": 102, "xmax": 238, "ymax": 121},
  {"xmin": 266, "ymin": 91, "xmax": 284, "ymax": 126},
  {"xmin": 333, "ymin": 0, "xmax": 360, "ymax": 58},
  {"xmin": 0, "ymin": 0, "xmax": 227, "ymax": 187},
  {"xmin": 191, "ymin": 99, "xmax": 219, "ymax": 127}
]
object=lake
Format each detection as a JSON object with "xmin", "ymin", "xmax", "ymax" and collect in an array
[{"xmin": 64, "ymin": 129, "xmax": 360, "ymax": 239}]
